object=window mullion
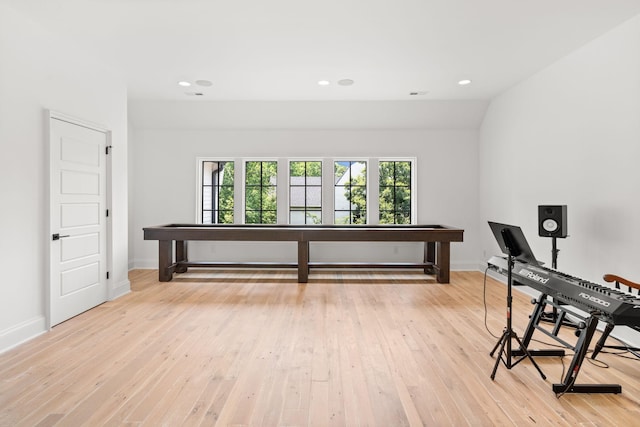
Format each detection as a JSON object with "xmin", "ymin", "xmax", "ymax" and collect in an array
[
  {"xmin": 369, "ymin": 158, "xmax": 379, "ymax": 225},
  {"xmin": 323, "ymin": 160, "xmax": 334, "ymax": 224}
]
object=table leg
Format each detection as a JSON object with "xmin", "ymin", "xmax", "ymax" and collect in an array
[
  {"xmin": 424, "ymin": 242, "xmax": 435, "ymax": 274},
  {"xmin": 436, "ymin": 242, "xmax": 450, "ymax": 283},
  {"xmin": 175, "ymin": 240, "xmax": 188, "ymax": 273},
  {"xmin": 298, "ymin": 240, "xmax": 309, "ymax": 283},
  {"xmin": 158, "ymin": 240, "xmax": 174, "ymax": 282}
]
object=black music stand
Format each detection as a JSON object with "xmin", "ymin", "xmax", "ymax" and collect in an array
[{"xmin": 488, "ymin": 222, "xmax": 546, "ymax": 380}]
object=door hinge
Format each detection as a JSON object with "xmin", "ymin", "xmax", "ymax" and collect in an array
[
  {"xmin": 106, "ymin": 209, "xmax": 109, "ymax": 217},
  {"xmin": 106, "ymin": 145, "xmax": 112, "ymax": 155},
  {"xmin": 106, "ymin": 272, "xmax": 110, "ymax": 279}
]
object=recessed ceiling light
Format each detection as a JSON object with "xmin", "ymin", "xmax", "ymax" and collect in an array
[
  {"xmin": 178, "ymin": 81, "xmax": 191, "ymax": 87},
  {"xmin": 195, "ymin": 80, "xmax": 213, "ymax": 87},
  {"xmin": 338, "ymin": 79, "xmax": 354, "ymax": 86},
  {"xmin": 458, "ymin": 79, "xmax": 472, "ymax": 86},
  {"xmin": 317, "ymin": 80, "xmax": 330, "ymax": 86}
]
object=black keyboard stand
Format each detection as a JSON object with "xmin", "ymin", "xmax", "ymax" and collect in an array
[
  {"xmin": 591, "ymin": 323, "xmax": 640, "ymax": 360},
  {"xmin": 514, "ymin": 293, "xmax": 622, "ymax": 394}
]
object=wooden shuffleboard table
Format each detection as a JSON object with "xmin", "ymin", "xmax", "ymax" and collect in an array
[{"xmin": 143, "ymin": 224, "xmax": 464, "ymax": 284}]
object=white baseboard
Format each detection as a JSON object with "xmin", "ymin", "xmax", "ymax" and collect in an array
[
  {"xmin": 132, "ymin": 259, "xmax": 157, "ymax": 270},
  {"xmin": 1, "ymin": 278, "xmax": 130, "ymax": 354},
  {"xmin": 0, "ymin": 316, "xmax": 47, "ymax": 355},
  {"xmin": 451, "ymin": 262, "xmax": 483, "ymax": 271},
  {"xmin": 110, "ymin": 278, "xmax": 131, "ymax": 300}
]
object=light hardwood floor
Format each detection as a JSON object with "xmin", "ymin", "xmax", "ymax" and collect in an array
[{"xmin": 1, "ymin": 269, "xmax": 640, "ymax": 426}]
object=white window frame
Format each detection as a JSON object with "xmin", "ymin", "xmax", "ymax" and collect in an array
[
  {"xmin": 378, "ymin": 157, "xmax": 417, "ymax": 225},
  {"xmin": 196, "ymin": 156, "xmax": 417, "ymax": 225},
  {"xmin": 333, "ymin": 158, "xmax": 370, "ymax": 225},
  {"xmin": 288, "ymin": 159, "xmax": 324, "ymax": 225},
  {"xmin": 243, "ymin": 158, "xmax": 279, "ymax": 224},
  {"xmin": 195, "ymin": 157, "xmax": 237, "ymax": 223}
]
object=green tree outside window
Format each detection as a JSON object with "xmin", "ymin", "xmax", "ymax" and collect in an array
[
  {"xmin": 379, "ymin": 161, "xmax": 411, "ymax": 224},
  {"xmin": 202, "ymin": 161, "xmax": 234, "ymax": 224},
  {"xmin": 290, "ymin": 161, "xmax": 322, "ymax": 224},
  {"xmin": 335, "ymin": 161, "xmax": 367, "ymax": 224},
  {"xmin": 245, "ymin": 161, "xmax": 277, "ymax": 224}
]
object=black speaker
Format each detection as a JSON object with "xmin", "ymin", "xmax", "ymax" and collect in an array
[{"xmin": 538, "ymin": 205, "xmax": 567, "ymax": 238}]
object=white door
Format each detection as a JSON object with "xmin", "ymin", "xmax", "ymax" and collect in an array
[{"xmin": 49, "ymin": 116, "xmax": 109, "ymax": 326}]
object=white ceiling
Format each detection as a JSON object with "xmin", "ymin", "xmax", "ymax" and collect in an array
[{"xmin": 9, "ymin": 0, "xmax": 640, "ymax": 102}]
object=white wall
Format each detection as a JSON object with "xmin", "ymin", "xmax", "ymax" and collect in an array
[
  {"xmin": 130, "ymin": 125, "xmax": 480, "ymax": 270},
  {"xmin": 0, "ymin": 4, "xmax": 129, "ymax": 352},
  {"xmin": 479, "ymin": 15, "xmax": 640, "ymax": 344}
]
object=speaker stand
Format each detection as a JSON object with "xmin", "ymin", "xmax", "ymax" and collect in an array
[
  {"xmin": 551, "ymin": 236, "xmax": 558, "ymax": 269},
  {"xmin": 540, "ymin": 237, "xmax": 577, "ymax": 327}
]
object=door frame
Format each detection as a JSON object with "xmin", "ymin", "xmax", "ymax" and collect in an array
[{"xmin": 46, "ymin": 109, "xmax": 113, "ymax": 329}]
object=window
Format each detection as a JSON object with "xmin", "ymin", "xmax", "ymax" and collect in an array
[
  {"xmin": 379, "ymin": 160, "xmax": 412, "ymax": 224},
  {"xmin": 334, "ymin": 161, "xmax": 367, "ymax": 224},
  {"xmin": 201, "ymin": 161, "xmax": 234, "ymax": 224},
  {"xmin": 289, "ymin": 161, "xmax": 322, "ymax": 224},
  {"xmin": 245, "ymin": 161, "xmax": 277, "ymax": 224}
]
